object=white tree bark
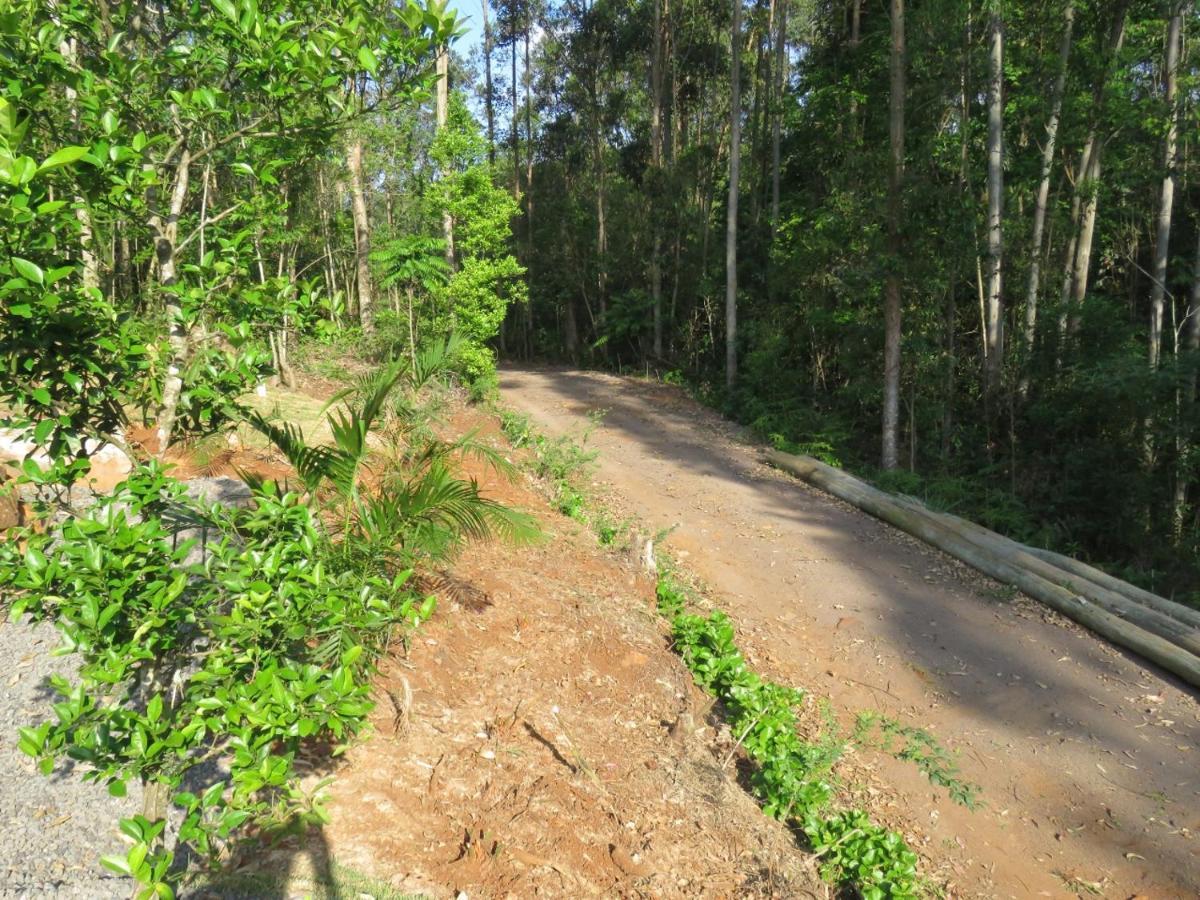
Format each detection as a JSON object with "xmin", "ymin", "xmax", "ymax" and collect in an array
[
  {"xmin": 1149, "ymin": 4, "xmax": 1182, "ymax": 372},
  {"xmin": 153, "ymin": 149, "xmax": 193, "ymax": 452},
  {"xmin": 983, "ymin": 6, "xmax": 1004, "ymax": 404},
  {"xmin": 882, "ymin": 0, "xmax": 905, "ymax": 469},
  {"xmin": 1021, "ymin": 0, "xmax": 1074, "ymax": 385},
  {"xmin": 347, "ymin": 138, "xmax": 375, "ymax": 334},
  {"xmin": 436, "ymin": 47, "xmax": 456, "ymax": 272}
]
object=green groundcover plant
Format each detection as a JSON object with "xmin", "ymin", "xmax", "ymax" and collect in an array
[{"xmin": 2, "ymin": 464, "xmax": 434, "ymax": 898}]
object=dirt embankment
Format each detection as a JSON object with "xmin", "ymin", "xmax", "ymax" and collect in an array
[
  {"xmin": 498, "ymin": 365, "xmax": 1200, "ymax": 899},
  {"xmin": 309, "ymin": 410, "xmax": 823, "ymax": 898}
]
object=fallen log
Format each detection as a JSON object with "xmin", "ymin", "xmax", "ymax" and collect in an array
[
  {"xmin": 1022, "ymin": 545, "xmax": 1200, "ymax": 631},
  {"xmin": 885, "ymin": 495, "xmax": 1200, "ymax": 656},
  {"xmin": 764, "ymin": 450, "xmax": 1200, "ymax": 690}
]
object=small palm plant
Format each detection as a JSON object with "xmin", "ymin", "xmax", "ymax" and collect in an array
[
  {"xmin": 370, "ymin": 234, "xmax": 451, "ymax": 360},
  {"xmin": 246, "ymin": 334, "xmax": 540, "ymax": 572}
]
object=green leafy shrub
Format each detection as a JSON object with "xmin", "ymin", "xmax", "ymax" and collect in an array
[
  {"xmin": 1, "ymin": 465, "xmax": 432, "ymax": 899},
  {"xmin": 805, "ymin": 810, "xmax": 919, "ymax": 900},
  {"xmin": 656, "ymin": 576, "xmax": 920, "ymax": 899}
]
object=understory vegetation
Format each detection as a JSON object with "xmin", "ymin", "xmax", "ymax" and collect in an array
[
  {"xmin": 0, "ymin": 343, "xmax": 537, "ymax": 898},
  {"xmin": 0, "ymin": 3, "xmax": 539, "ymax": 894}
]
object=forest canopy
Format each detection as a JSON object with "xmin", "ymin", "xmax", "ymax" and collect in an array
[{"xmin": 466, "ymin": 0, "xmax": 1200, "ymax": 605}]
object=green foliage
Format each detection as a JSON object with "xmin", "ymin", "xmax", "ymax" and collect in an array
[
  {"xmin": 805, "ymin": 810, "xmax": 920, "ymax": 900},
  {"xmin": 0, "ymin": 89, "xmax": 147, "ymax": 479},
  {"xmin": 251, "ymin": 338, "xmax": 541, "ymax": 572},
  {"xmin": 0, "ymin": 0, "xmax": 458, "ymax": 469},
  {"xmin": 425, "ymin": 92, "xmax": 527, "ymax": 384},
  {"xmin": 656, "ymin": 577, "xmax": 920, "ymax": 898},
  {"xmin": 1, "ymin": 465, "xmax": 432, "ymax": 898},
  {"xmin": 499, "ymin": 407, "xmax": 600, "ymax": 523},
  {"xmin": 855, "ymin": 712, "xmax": 980, "ymax": 810}
]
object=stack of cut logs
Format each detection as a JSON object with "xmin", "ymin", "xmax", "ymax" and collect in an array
[{"xmin": 765, "ymin": 450, "xmax": 1200, "ymax": 689}]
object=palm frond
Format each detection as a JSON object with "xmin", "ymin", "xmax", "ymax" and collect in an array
[
  {"xmin": 244, "ymin": 411, "xmax": 336, "ymax": 494},
  {"xmin": 411, "ymin": 333, "xmax": 464, "ymax": 390}
]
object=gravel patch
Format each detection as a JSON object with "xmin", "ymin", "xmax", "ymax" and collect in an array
[
  {"xmin": 0, "ymin": 618, "xmax": 132, "ymax": 899},
  {"xmin": 0, "ymin": 477, "xmax": 253, "ymax": 899}
]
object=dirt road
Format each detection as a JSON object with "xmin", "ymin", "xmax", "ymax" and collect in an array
[{"xmin": 500, "ymin": 366, "xmax": 1200, "ymax": 899}]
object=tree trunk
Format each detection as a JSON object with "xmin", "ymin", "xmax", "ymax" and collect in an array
[
  {"xmin": 770, "ymin": 0, "xmax": 786, "ymax": 228},
  {"xmin": 523, "ymin": 21, "xmax": 534, "ymax": 358},
  {"xmin": 651, "ymin": 0, "xmax": 665, "ymax": 357},
  {"xmin": 749, "ymin": 3, "xmax": 765, "ymax": 226},
  {"xmin": 725, "ymin": 0, "xmax": 742, "ymax": 390},
  {"xmin": 482, "ymin": 0, "xmax": 496, "ymax": 166},
  {"xmin": 316, "ymin": 167, "xmax": 338, "ymax": 310},
  {"xmin": 983, "ymin": 6, "xmax": 1004, "ymax": 410},
  {"xmin": 1174, "ymin": 231, "xmax": 1200, "ymax": 536},
  {"xmin": 1149, "ymin": 3, "xmax": 1182, "ymax": 372},
  {"xmin": 1062, "ymin": 1, "xmax": 1129, "ymax": 337},
  {"xmin": 153, "ymin": 149, "xmax": 193, "ymax": 452},
  {"xmin": 882, "ymin": 0, "xmax": 905, "ymax": 470},
  {"xmin": 61, "ymin": 37, "xmax": 99, "ymax": 291},
  {"xmin": 436, "ymin": 47, "xmax": 456, "ymax": 271},
  {"xmin": 1022, "ymin": 0, "xmax": 1073, "ymax": 390},
  {"xmin": 347, "ymin": 139, "xmax": 375, "ymax": 334},
  {"xmin": 511, "ymin": 35, "xmax": 520, "ymax": 198}
]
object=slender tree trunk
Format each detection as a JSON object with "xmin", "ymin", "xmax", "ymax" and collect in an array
[
  {"xmin": 153, "ymin": 149, "xmax": 192, "ymax": 452},
  {"xmin": 1021, "ymin": 0, "xmax": 1074, "ymax": 391},
  {"xmin": 1063, "ymin": 1, "xmax": 1129, "ymax": 337},
  {"xmin": 1055, "ymin": 155, "xmax": 1084, "ymax": 357},
  {"xmin": 882, "ymin": 0, "xmax": 905, "ymax": 470},
  {"xmin": 316, "ymin": 168, "xmax": 339, "ymax": 312},
  {"xmin": 116, "ymin": 225, "xmax": 132, "ymax": 299},
  {"xmin": 770, "ymin": 0, "xmax": 786, "ymax": 228},
  {"xmin": 482, "ymin": 0, "xmax": 496, "ymax": 166},
  {"xmin": 511, "ymin": 36, "xmax": 520, "ymax": 198},
  {"xmin": 983, "ymin": 4, "xmax": 1004, "ymax": 408},
  {"xmin": 749, "ymin": 2, "xmax": 766, "ymax": 225},
  {"xmin": 436, "ymin": 47, "xmax": 456, "ymax": 271},
  {"xmin": 523, "ymin": 22, "xmax": 534, "ymax": 358},
  {"xmin": 61, "ymin": 38, "xmax": 99, "ymax": 291},
  {"xmin": 596, "ymin": 153, "xmax": 608, "ymax": 321},
  {"xmin": 725, "ymin": 0, "xmax": 742, "ymax": 389},
  {"xmin": 1174, "ymin": 230, "xmax": 1200, "ymax": 536},
  {"xmin": 347, "ymin": 139, "xmax": 375, "ymax": 334},
  {"xmin": 1149, "ymin": 3, "xmax": 1182, "ymax": 372},
  {"xmin": 651, "ymin": 0, "xmax": 665, "ymax": 357},
  {"xmin": 945, "ymin": 25, "xmax": 971, "ymax": 457}
]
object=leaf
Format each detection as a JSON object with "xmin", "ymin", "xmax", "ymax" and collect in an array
[
  {"xmin": 37, "ymin": 146, "xmax": 89, "ymax": 173},
  {"xmin": 108, "ymin": 779, "xmax": 127, "ymax": 797},
  {"xmin": 357, "ymin": 47, "xmax": 379, "ymax": 73},
  {"xmin": 100, "ymin": 854, "xmax": 133, "ymax": 876},
  {"xmin": 11, "ymin": 257, "xmax": 43, "ymax": 284},
  {"xmin": 213, "ymin": 0, "xmax": 237, "ymax": 20}
]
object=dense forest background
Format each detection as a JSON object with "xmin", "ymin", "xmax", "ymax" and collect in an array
[
  {"xmin": 2, "ymin": 0, "xmax": 1197, "ymax": 605},
  {"xmin": 451, "ymin": 0, "xmax": 1200, "ymax": 605}
]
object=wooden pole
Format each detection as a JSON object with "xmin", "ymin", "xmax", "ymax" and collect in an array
[{"xmin": 764, "ymin": 450, "xmax": 1200, "ymax": 689}]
